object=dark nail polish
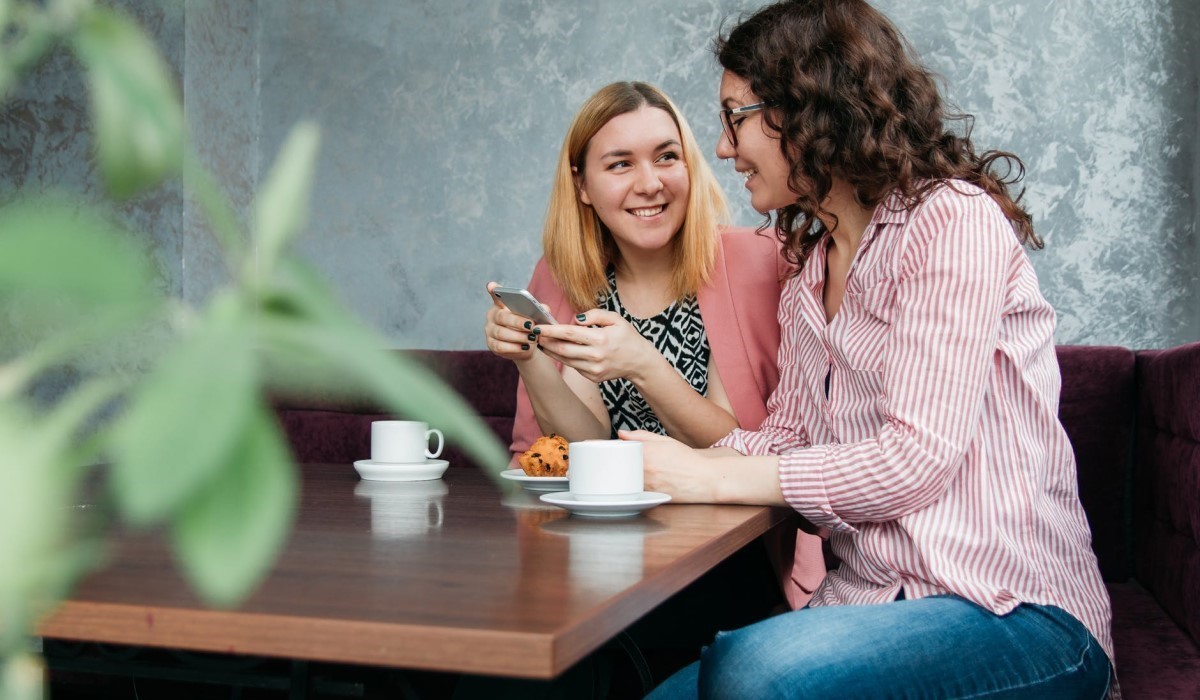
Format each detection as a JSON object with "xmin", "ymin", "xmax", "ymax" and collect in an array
[
  {"xmin": 528, "ymin": 333, "xmax": 537, "ymax": 341},
  {"xmin": 523, "ymin": 321, "xmax": 531, "ymax": 330},
  {"xmin": 532, "ymin": 327, "xmax": 541, "ymax": 335},
  {"xmin": 576, "ymin": 314, "xmax": 586, "ymax": 322},
  {"xmin": 521, "ymin": 343, "xmax": 530, "ymax": 351}
]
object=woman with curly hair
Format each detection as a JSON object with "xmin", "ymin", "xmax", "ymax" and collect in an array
[{"xmin": 631, "ymin": 1, "xmax": 1118, "ymax": 697}]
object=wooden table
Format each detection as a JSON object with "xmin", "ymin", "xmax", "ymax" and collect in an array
[{"xmin": 38, "ymin": 463, "xmax": 793, "ymax": 680}]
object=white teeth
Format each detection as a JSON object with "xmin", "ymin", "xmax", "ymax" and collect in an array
[
  {"xmin": 742, "ymin": 169, "xmax": 758, "ymax": 181},
  {"xmin": 630, "ymin": 206, "xmax": 664, "ymax": 217}
]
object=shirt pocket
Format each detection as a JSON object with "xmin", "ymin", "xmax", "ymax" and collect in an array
[{"xmin": 838, "ymin": 275, "xmax": 895, "ymax": 373}]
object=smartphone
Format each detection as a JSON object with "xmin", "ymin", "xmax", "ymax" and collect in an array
[{"xmin": 492, "ymin": 286, "xmax": 558, "ymax": 325}]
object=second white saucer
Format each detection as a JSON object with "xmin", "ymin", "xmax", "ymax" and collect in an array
[
  {"xmin": 499, "ymin": 469, "xmax": 569, "ymax": 492},
  {"xmin": 353, "ymin": 459, "xmax": 449, "ymax": 482},
  {"xmin": 539, "ymin": 491, "xmax": 670, "ymax": 518}
]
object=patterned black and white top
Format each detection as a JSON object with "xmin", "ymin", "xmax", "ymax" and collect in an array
[{"xmin": 597, "ymin": 267, "xmax": 710, "ymax": 437}]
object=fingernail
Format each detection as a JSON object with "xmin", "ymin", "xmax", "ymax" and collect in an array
[
  {"xmin": 576, "ymin": 313, "xmax": 586, "ymax": 322},
  {"xmin": 528, "ymin": 333, "xmax": 537, "ymax": 341},
  {"xmin": 532, "ymin": 327, "xmax": 541, "ymax": 335},
  {"xmin": 523, "ymin": 321, "xmax": 531, "ymax": 330},
  {"xmin": 521, "ymin": 343, "xmax": 530, "ymax": 350}
]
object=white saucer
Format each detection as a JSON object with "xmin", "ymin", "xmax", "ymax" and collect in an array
[
  {"xmin": 500, "ymin": 469, "xmax": 569, "ymax": 492},
  {"xmin": 539, "ymin": 491, "xmax": 670, "ymax": 518},
  {"xmin": 353, "ymin": 459, "xmax": 449, "ymax": 482}
]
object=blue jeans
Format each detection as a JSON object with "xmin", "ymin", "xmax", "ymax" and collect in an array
[{"xmin": 646, "ymin": 595, "xmax": 1111, "ymax": 699}]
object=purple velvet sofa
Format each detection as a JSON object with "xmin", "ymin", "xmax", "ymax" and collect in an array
[{"xmin": 273, "ymin": 342, "xmax": 1200, "ymax": 698}]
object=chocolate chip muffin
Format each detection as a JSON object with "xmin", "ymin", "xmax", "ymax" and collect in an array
[{"xmin": 518, "ymin": 434, "xmax": 569, "ymax": 477}]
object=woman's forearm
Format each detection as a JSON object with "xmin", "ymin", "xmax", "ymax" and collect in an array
[
  {"xmin": 517, "ymin": 351, "xmax": 609, "ymax": 441},
  {"xmin": 630, "ymin": 355, "xmax": 739, "ymax": 447},
  {"xmin": 710, "ymin": 453, "xmax": 787, "ymax": 505}
]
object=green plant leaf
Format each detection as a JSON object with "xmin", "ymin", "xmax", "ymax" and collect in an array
[
  {"xmin": 0, "ymin": 379, "xmax": 119, "ymax": 560},
  {"xmin": 110, "ymin": 292, "xmax": 257, "ymax": 524},
  {"xmin": 0, "ymin": 403, "xmax": 65, "ymax": 641},
  {"xmin": 0, "ymin": 379, "xmax": 116, "ymax": 652},
  {"xmin": 0, "ymin": 198, "xmax": 159, "ymax": 307},
  {"xmin": 254, "ymin": 122, "xmax": 320, "ymax": 278},
  {"xmin": 182, "ymin": 152, "xmax": 246, "ymax": 266},
  {"xmin": 70, "ymin": 6, "xmax": 184, "ymax": 198},
  {"xmin": 0, "ymin": 304, "xmax": 159, "ymax": 398},
  {"xmin": 262, "ymin": 257, "xmax": 360, "ymax": 325},
  {"xmin": 0, "ymin": 199, "xmax": 162, "ymax": 369},
  {"xmin": 37, "ymin": 377, "xmax": 125, "ymax": 476},
  {"xmin": 0, "ymin": 652, "xmax": 44, "ymax": 700},
  {"xmin": 171, "ymin": 404, "xmax": 296, "ymax": 608},
  {"xmin": 260, "ymin": 262, "xmax": 509, "ymax": 478}
]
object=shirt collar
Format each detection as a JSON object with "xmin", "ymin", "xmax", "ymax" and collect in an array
[
  {"xmin": 871, "ymin": 188, "xmax": 910, "ymax": 225},
  {"xmin": 796, "ymin": 188, "xmax": 907, "ymax": 286},
  {"xmin": 796, "ymin": 187, "xmax": 910, "ymax": 279},
  {"xmin": 851, "ymin": 188, "xmax": 910, "ymax": 260}
]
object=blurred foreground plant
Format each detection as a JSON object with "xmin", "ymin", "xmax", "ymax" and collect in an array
[{"xmin": 0, "ymin": 2, "xmax": 508, "ymax": 696}]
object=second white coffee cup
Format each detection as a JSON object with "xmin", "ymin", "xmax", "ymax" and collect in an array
[
  {"xmin": 567, "ymin": 439, "xmax": 643, "ymax": 502},
  {"xmin": 371, "ymin": 420, "xmax": 444, "ymax": 464}
]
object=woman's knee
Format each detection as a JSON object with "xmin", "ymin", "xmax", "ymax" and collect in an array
[{"xmin": 696, "ymin": 628, "xmax": 794, "ymax": 699}]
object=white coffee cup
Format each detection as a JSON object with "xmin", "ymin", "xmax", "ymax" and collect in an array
[
  {"xmin": 567, "ymin": 439, "xmax": 643, "ymax": 502},
  {"xmin": 371, "ymin": 420, "xmax": 444, "ymax": 464}
]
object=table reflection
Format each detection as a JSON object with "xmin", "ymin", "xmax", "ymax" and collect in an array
[
  {"xmin": 540, "ymin": 517, "xmax": 667, "ymax": 594},
  {"xmin": 354, "ymin": 479, "xmax": 447, "ymax": 539}
]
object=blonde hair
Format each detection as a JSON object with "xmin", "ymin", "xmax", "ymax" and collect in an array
[{"xmin": 542, "ymin": 82, "xmax": 728, "ymax": 310}]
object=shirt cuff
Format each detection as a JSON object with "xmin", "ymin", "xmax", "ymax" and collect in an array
[
  {"xmin": 713, "ymin": 427, "xmax": 784, "ymax": 456},
  {"xmin": 778, "ymin": 446, "xmax": 857, "ymax": 533}
]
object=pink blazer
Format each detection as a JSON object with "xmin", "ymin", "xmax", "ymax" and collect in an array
[{"xmin": 509, "ymin": 227, "xmax": 825, "ymax": 609}]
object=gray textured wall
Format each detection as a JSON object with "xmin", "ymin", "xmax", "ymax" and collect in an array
[
  {"xmin": 4, "ymin": 0, "xmax": 1198, "ymax": 357},
  {"xmin": 183, "ymin": 0, "xmax": 259, "ymax": 304}
]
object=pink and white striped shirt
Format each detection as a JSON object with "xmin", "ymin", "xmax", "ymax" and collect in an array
[{"xmin": 716, "ymin": 182, "xmax": 1116, "ymax": 678}]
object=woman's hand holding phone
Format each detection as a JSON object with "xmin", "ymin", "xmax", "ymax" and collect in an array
[
  {"xmin": 535, "ymin": 309, "xmax": 661, "ymax": 384},
  {"xmin": 484, "ymin": 282, "xmax": 552, "ymax": 361},
  {"xmin": 484, "ymin": 283, "xmax": 660, "ymax": 385}
]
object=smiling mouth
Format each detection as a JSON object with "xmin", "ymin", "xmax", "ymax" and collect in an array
[
  {"xmin": 629, "ymin": 205, "xmax": 665, "ymax": 218},
  {"xmin": 741, "ymin": 168, "xmax": 758, "ymax": 181}
]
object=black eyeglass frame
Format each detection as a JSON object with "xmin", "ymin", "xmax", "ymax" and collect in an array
[{"xmin": 719, "ymin": 101, "xmax": 772, "ymax": 148}]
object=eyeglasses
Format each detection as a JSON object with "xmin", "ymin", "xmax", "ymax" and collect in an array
[{"xmin": 719, "ymin": 101, "xmax": 771, "ymax": 148}]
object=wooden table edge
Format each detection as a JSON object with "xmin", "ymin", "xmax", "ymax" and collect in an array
[
  {"xmin": 37, "ymin": 505, "xmax": 797, "ymax": 679},
  {"xmin": 37, "ymin": 604, "xmax": 557, "ymax": 678}
]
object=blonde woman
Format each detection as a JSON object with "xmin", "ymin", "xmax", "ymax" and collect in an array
[{"xmin": 484, "ymin": 81, "xmax": 824, "ymax": 609}]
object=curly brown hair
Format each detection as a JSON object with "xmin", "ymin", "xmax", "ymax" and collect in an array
[{"xmin": 716, "ymin": 0, "xmax": 1040, "ymax": 268}]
